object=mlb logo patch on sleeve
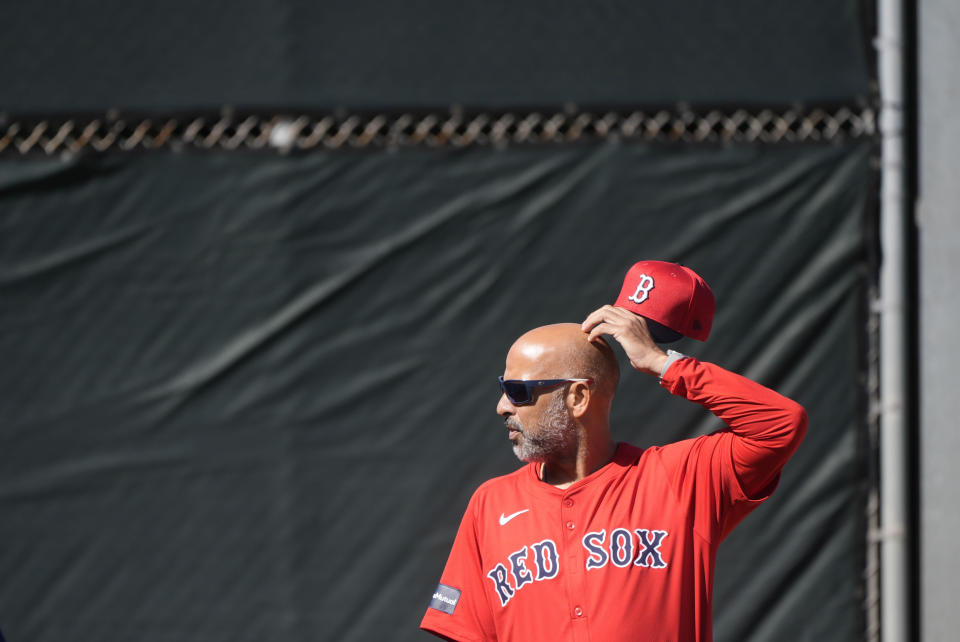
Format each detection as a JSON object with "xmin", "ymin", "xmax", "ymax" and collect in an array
[{"xmin": 429, "ymin": 583, "xmax": 461, "ymax": 615}]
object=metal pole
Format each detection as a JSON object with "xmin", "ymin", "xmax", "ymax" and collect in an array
[{"xmin": 876, "ymin": 0, "xmax": 910, "ymax": 638}]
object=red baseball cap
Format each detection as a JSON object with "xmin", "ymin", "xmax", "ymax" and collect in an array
[{"xmin": 613, "ymin": 260, "xmax": 715, "ymax": 342}]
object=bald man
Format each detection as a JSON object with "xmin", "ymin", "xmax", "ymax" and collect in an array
[{"xmin": 421, "ymin": 307, "xmax": 807, "ymax": 642}]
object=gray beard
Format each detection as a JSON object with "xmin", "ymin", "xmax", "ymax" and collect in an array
[{"xmin": 510, "ymin": 393, "xmax": 578, "ymax": 463}]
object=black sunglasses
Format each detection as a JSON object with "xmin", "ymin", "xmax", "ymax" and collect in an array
[{"xmin": 497, "ymin": 376, "xmax": 593, "ymax": 406}]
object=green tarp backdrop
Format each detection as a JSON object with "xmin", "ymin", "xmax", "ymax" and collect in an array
[{"xmin": 2, "ymin": 144, "xmax": 872, "ymax": 641}]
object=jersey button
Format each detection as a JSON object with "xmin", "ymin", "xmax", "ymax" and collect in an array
[
  {"xmin": 574, "ymin": 606, "xmax": 583, "ymax": 617},
  {"xmin": 564, "ymin": 498, "xmax": 574, "ymax": 507},
  {"xmin": 566, "ymin": 521, "xmax": 575, "ymax": 530}
]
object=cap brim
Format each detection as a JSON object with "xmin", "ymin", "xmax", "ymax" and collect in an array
[{"xmin": 644, "ymin": 318, "xmax": 683, "ymax": 344}]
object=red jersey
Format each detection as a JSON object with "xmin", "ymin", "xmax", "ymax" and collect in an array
[{"xmin": 420, "ymin": 358, "xmax": 807, "ymax": 642}]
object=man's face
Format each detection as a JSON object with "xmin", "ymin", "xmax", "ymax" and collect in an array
[{"xmin": 497, "ymin": 341, "xmax": 579, "ymax": 463}]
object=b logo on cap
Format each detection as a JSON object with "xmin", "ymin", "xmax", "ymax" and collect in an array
[{"xmin": 627, "ymin": 274, "xmax": 655, "ymax": 304}]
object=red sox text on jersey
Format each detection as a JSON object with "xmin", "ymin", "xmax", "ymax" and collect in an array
[{"xmin": 486, "ymin": 526, "xmax": 667, "ymax": 607}]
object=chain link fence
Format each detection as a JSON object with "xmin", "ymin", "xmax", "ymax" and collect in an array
[{"xmin": 0, "ymin": 105, "xmax": 875, "ymax": 155}]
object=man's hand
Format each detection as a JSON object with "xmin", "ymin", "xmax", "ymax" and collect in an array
[{"xmin": 581, "ymin": 306, "xmax": 669, "ymax": 377}]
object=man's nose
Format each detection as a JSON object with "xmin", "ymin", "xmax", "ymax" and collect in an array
[{"xmin": 496, "ymin": 393, "xmax": 515, "ymax": 417}]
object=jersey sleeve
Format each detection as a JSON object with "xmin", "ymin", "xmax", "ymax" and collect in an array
[
  {"xmin": 421, "ymin": 492, "xmax": 498, "ymax": 642},
  {"xmin": 656, "ymin": 357, "xmax": 808, "ymax": 541}
]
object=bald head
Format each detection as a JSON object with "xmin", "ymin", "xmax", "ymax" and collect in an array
[{"xmin": 508, "ymin": 323, "xmax": 620, "ymax": 398}]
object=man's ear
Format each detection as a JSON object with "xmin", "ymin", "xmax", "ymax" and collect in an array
[{"xmin": 567, "ymin": 382, "xmax": 591, "ymax": 418}]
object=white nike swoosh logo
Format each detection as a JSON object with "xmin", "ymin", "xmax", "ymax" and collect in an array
[{"xmin": 499, "ymin": 509, "xmax": 529, "ymax": 526}]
